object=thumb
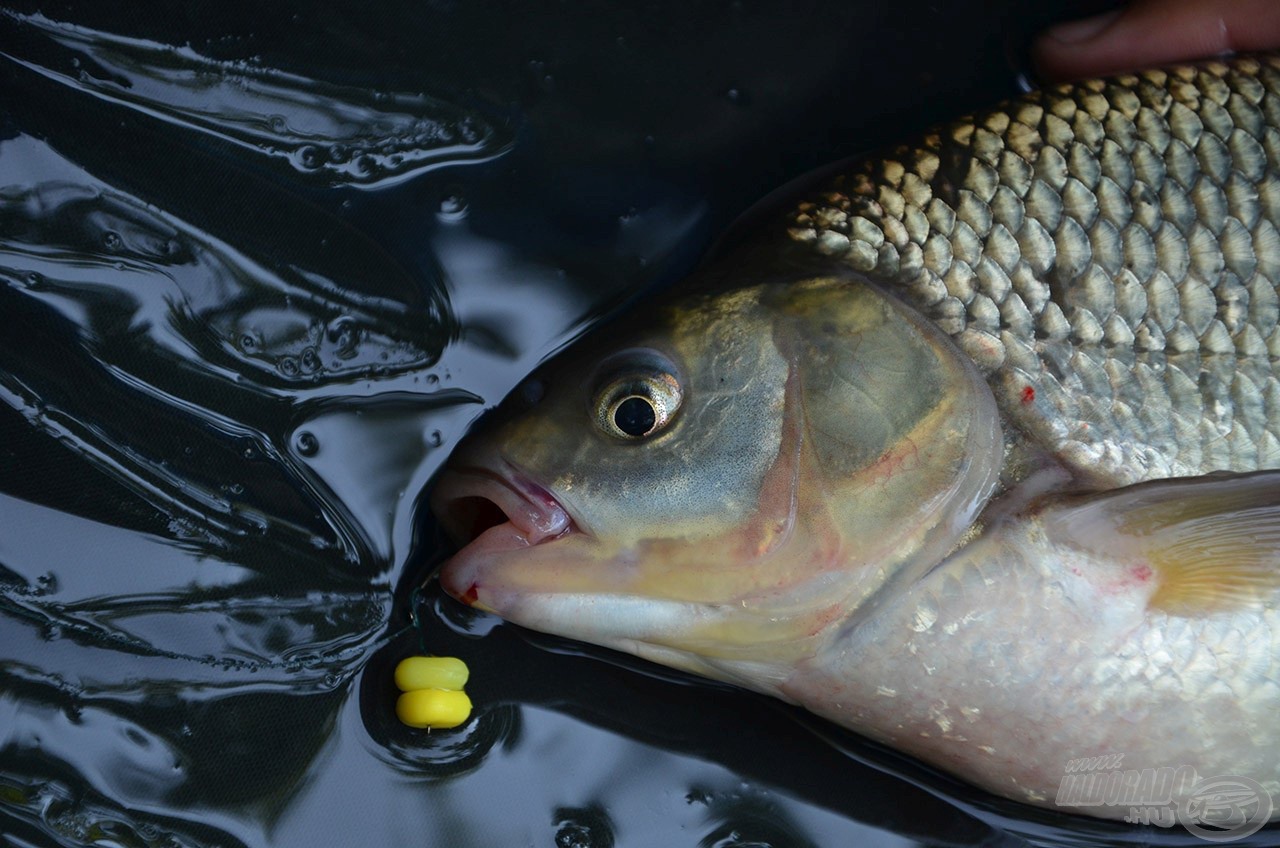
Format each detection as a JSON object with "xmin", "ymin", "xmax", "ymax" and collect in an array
[{"xmin": 1033, "ymin": 0, "xmax": 1280, "ymax": 82}]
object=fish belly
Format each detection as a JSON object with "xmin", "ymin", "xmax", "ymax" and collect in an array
[
  {"xmin": 783, "ymin": 55, "xmax": 1280, "ymax": 484},
  {"xmin": 786, "ymin": 527, "xmax": 1280, "ymax": 819}
]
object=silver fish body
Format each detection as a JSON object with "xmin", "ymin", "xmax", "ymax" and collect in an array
[
  {"xmin": 431, "ymin": 55, "xmax": 1280, "ymax": 825},
  {"xmin": 788, "ymin": 472, "xmax": 1280, "ymax": 816}
]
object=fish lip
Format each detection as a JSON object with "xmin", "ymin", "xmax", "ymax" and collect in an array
[{"xmin": 430, "ymin": 459, "xmax": 577, "ymax": 549}]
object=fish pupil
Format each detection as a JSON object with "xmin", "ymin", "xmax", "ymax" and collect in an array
[{"xmin": 614, "ymin": 395, "xmax": 656, "ymax": 437}]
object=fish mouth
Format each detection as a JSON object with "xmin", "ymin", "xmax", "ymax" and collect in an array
[{"xmin": 430, "ymin": 461, "xmax": 577, "ymax": 602}]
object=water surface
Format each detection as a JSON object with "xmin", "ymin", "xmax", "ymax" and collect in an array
[{"xmin": 4, "ymin": 3, "xmax": 1271, "ymax": 846}]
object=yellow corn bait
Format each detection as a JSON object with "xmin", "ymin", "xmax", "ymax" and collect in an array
[
  {"xmin": 394, "ymin": 656, "xmax": 469, "ymax": 692},
  {"xmin": 395, "ymin": 687, "xmax": 472, "ymax": 729},
  {"xmin": 393, "ymin": 655, "xmax": 472, "ymax": 729}
]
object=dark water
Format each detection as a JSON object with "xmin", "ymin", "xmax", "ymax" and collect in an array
[{"xmin": 2, "ymin": 3, "xmax": 1275, "ymax": 847}]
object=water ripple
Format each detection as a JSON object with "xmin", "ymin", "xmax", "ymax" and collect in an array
[
  {"xmin": 0, "ymin": 11, "xmax": 513, "ymax": 188},
  {"xmin": 0, "ymin": 171, "xmax": 453, "ymax": 391}
]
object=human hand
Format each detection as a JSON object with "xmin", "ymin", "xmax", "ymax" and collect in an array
[{"xmin": 1034, "ymin": 0, "xmax": 1280, "ymax": 81}]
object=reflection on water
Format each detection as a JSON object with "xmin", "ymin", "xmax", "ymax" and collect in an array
[
  {"xmin": 3, "ymin": 3, "xmax": 1275, "ymax": 847},
  {"xmin": 2, "ymin": 12, "xmax": 511, "ymax": 188}
]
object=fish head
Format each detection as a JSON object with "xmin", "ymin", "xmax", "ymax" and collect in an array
[{"xmin": 431, "ymin": 275, "xmax": 1003, "ymax": 692}]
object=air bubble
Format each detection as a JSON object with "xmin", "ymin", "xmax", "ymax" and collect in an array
[
  {"xmin": 425, "ymin": 373, "xmax": 440, "ymax": 386},
  {"xmin": 555, "ymin": 823, "xmax": 592, "ymax": 848},
  {"xmin": 553, "ymin": 807, "xmax": 614, "ymax": 848},
  {"xmin": 426, "ymin": 429, "xmax": 443, "ymax": 448},
  {"xmin": 296, "ymin": 144, "xmax": 324, "ymax": 170},
  {"xmin": 238, "ymin": 333, "xmax": 259, "ymax": 353},
  {"xmin": 438, "ymin": 190, "xmax": 468, "ymax": 222},
  {"xmin": 294, "ymin": 431, "xmax": 319, "ymax": 457},
  {"xmin": 326, "ymin": 316, "xmax": 360, "ymax": 359},
  {"xmin": 102, "ymin": 231, "xmax": 123, "ymax": 251},
  {"xmin": 300, "ymin": 347, "xmax": 321, "ymax": 373},
  {"xmin": 279, "ymin": 356, "xmax": 301, "ymax": 377}
]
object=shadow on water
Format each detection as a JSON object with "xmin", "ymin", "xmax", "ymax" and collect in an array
[{"xmin": 2, "ymin": 2, "xmax": 1276, "ymax": 846}]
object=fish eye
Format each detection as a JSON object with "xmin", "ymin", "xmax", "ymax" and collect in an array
[{"xmin": 591, "ymin": 357, "xmax": 682, "ymax": 441}]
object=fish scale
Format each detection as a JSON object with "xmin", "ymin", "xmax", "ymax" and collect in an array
[{"xmin": 783, "ymin": 54, "xmax": 1280, "ymax": 485}]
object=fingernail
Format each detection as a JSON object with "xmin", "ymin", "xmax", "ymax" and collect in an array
[{"xmin": 1042, "ymin": 9, "xmax": 1123, "ymax": 44}]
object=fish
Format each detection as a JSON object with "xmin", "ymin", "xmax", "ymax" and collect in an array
[{"xmin": 430, "ymin": 54, "xmax": 1280, "ymax": 823}]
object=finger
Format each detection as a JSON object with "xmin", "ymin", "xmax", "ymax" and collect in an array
[{"xmin": 1033, "ymin": 0, "xmax": 1280, "ymax": 82}]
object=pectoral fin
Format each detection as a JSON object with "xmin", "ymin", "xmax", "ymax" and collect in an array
[{"xmin": 1048, "ymin": 471, "xmax": 1280, "ymax": 616}]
